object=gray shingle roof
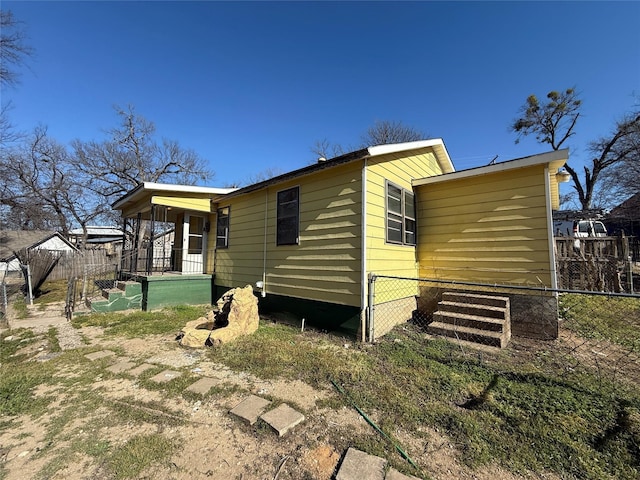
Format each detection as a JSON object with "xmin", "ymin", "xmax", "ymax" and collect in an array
[{"xmin": 0, "ymin": 230, "xmax": 70, "ymax": 261}]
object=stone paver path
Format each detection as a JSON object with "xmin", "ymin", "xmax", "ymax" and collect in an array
[
  {"xmin": 260, "ymin": 403, "xmax": 305, "ymax": 437},
  {"xmin": 229, "ymin": 394, "xmax": 272, "ymax": 425},
  {"xmin": 5, "ymin": 311, "xmax": 422, "ymax": 479},
  {"xmin": 127, "ymin": 363, "xmax": 155, "ymax": 377},
  {"xmin": 149, "ymin": 369, "xmax": 182, "ymax": 383},
  {"xmin": 336, "ymin": 447, "xmax": 387, "ymax": 480},
  {"xmin": 85, "ymin": 350, "xmax": 116, "ymax": 361},
  {"xmin": 106, "ymin": 359, "xmax": 137, "ymax": 373}
]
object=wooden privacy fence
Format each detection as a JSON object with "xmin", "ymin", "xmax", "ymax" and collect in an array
[
  {"xmin": 555, "ymin": 236, "xmax": 636, "ymax": 293},
  {"xmin": 47, "ymin": 249, "xmax": 120, "ymax": 281}
]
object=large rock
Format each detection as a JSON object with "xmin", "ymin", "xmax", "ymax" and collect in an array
[{"xmin": 180, "ymin": 285, "xmax": 259, "ymax": 347}]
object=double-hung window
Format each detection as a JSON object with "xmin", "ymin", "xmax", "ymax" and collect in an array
[
  {"xmin": 386, "ymin": 182, "xmax": 416, "ymax": 246},
  {"xmin": 216, "ymin": 206, "xmax": 230, "ymax": 248},
  {"xmin": 277, "ymin": 186, "xmax": 299, "ymax": 245}
]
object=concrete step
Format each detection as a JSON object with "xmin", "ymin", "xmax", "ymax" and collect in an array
[
  {"xmin": 433, "ymin": 311, "xmax": 507, "ymax": 332},
  {"xmin": 116, "ymin": 281, "xmax": 142, "ymax": 296},
  {"xmin": 437, "ymin": 300, "xmax": 507, "ymax": 320},
  {"xmin": 102, "ymin": 288, "xmax": 124, "ymax": 300},
  {"xmin": 427, "ymin": 321, "xmax": 507, "ymax": 348},
  {"xmin": 429, "ymin": 335, "xmax": 503, "ymax": 354},
  {"xmin": 91, "ymin": 293, "xmax": 143, "ymax": 313},
  {"xmin": 442, "ymin": 291, "xmax": 509, "ymax": 309},
  {"xmin": 94, "ymin": 281, "xmax": 143, "ymax": 313}
]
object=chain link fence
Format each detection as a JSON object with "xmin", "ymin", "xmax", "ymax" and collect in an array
[
  {"xmin": 368, "ymin": 274, "xmax": 640, "ymax": 386},
  {"xmin": 0, "ymin": 269, "xmax": 27, "ymax": 328}
]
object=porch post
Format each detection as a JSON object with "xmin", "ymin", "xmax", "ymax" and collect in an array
[
  {"xmin": 146, "ymin": 205, "xmax": 155, "ymax": 275},
  {"xmin": 133, "ymin": 212, "xmax": 141, "ymax": 273},
  {"xmin": 120, "ymin": 217, "xmax": 127, "ymax": 275}
]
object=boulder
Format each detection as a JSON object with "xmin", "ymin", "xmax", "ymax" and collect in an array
[{"xmin": 180, "ymin": 285, "xmax": 259, "ymax": 348}]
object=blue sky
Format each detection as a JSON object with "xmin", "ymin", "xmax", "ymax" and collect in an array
[{"xmin": 3, "ymin": 1, "xmax": 640, "ymax": 192}]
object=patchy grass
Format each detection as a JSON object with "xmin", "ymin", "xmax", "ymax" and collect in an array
[
  {"xmin": 560, "ymin": 293, "xmax": 640, "ymax": 353},
  {"xmin": 46, "ymin": 327, "xmax": 61, "ymax": 353},
  {"xmin": 0, "ymin": 367, "xmax": 54, "ymax": 417},
  {"xmin": 71, "ymin": 304, "xmax": 210, "ymax": 337},
  {"xmin": 3, "ymin": 295, "xmax": 640, "ymax": 480},
  {"xmin": 12, "ymin": 296, "xmax": 28, "ymax": 319},
  {"xmin": 0, "ymin": 330, "xmax": 54, "ymax": 417},
  {"xmin": 208, "ymin": 321, "xmax": 373, "ymax": 387},
  {"xmin": 107, "ymin": 433, "xmax": 176, "ymax": 479},
  {"xmin": 33, "ymin": 279, "xmax": 69, "ymax": 304},
  {"xmin": 0, "ymin": 329, "xmax": 36, "ymax": 361},
  {"xmin": 208, "ymin": 320, "xmax": 640, "ymax": 480},
  {"xmin": 104, "ymin": 396, "xmax": 186, "ymax": 427}
]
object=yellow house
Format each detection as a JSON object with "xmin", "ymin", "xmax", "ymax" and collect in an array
[{"xmin": 111, "ymin": 140, "xmax": 568, "ymax": 340}]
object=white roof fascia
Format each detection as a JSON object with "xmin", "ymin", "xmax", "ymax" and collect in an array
[
  {"xmin": 367, "ymin": 138, "xmax": 455, "ymax": 173},
  {"xmin": 412, "ymin": 149, "xmax": 568, "ymax": 187},
  {"xmin": 137, "ymin": 182, "xmax": 237, "ymax": 195},
  {"xmin": 113, "ymin": 182, "xmax": 238, "ymax": 210}
]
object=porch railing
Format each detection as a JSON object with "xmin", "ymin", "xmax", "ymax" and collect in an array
[{"xmin": 119, "ymin": 247, "xmax": 214, "ymax": 275}]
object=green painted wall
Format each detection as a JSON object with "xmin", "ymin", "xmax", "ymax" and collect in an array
[{"xmin": 142, "ymin": 275, "xmax": 213, "ymax": 310}]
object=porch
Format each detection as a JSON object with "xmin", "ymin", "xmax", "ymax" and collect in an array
[{"xmin": 67, "ymin": 182, "xmax": 237, "ymax": 316}]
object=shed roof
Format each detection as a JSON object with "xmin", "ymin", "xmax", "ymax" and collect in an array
[
  {"xmin": 0, "ymin": 231, "xmax": 77, "ymax": 261},
  {"xmin": 412, "ymin": 149, "xmax": 568, "ymax": 186},
  {"xmin": 68, "ymin": 226, "xmax": 124, "ymax": 237},
  {"xmin": 609, "ymin": 192, "xmax": 640, "ymax": 220}
]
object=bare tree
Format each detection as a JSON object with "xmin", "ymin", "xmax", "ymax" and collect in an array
[
  {"xmin": 1, "ymin": 10, "xmax": 32, "ymax": 150},
  {"xmin": 1, "ymin": 127, "xmax": 106, "ymax": 235},
  {"xmin": 361, "ymin": 120, "xmax": 426, "ymax": 146},
  {"xmin": 310, "ymin": 138, "xmax": 345, "ymax": 161},
  {"xmin": 0, "ymin": 10, "xmax": 34, "ymax": 87},
  {"xmin": 586, "ymin": 112, "xmax": 640, "ymax": 205},
  {"xmin": 72, "ymin": 105, "xmax": 213, "ymax": 204},
  {"xmin": 311, "ymin": 120, "xmax": 428, "ymax": 160}
]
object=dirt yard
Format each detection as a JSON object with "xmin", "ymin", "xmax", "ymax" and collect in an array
[{"xmin": 1, "ymin": 305, "xmax": 560, "ymax": 480}]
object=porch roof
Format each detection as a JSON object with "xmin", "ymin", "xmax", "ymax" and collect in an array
[{"xmin": 112, "ymin": 182, "xmax": 237, "ymax": 211}]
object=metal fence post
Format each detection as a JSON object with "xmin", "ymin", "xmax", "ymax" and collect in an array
[
  {"xmin": 82, "ymin": 264, "xmax": 88, "ymax": 303},
  {"xmin": 25, "ymin": 264, "xmax": 34, "ymax": 306},
  {"xmin": 629, "ymin": 256, "xmax": 634, "ymax": 294},
  {"xmin": 368, "ymin": 272, "xmax": 376, "ymax": 343},
  {"xmin": 1, "ymin": 280, "xmax": 7, "ymax": 314}
]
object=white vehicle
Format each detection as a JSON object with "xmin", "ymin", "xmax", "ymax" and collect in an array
[{"xmin": 554, "ymin": 219, "xmax": 608, "ymax": 238}]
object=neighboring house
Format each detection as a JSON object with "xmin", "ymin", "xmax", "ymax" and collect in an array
[
  {"xmin": 112, "ymin": 139, "xmax": 569, "ymax": 339},
  {"xmin": 150, "ymin": 227, "xmax": 175, "ymax": 271},
  {"xmin": 607, "ymin": 192, "xmax": 640, "ymax": 237},
  {"xmin": 68, "ymin": 226, "xmax": 124, "ymax": 252},
  {"xmin": 0, "ymin": 230, "xmax": 78, "ymax": 273}
]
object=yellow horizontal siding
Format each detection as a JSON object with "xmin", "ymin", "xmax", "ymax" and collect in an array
[
  {"xmin": 214, "ymin": 162, "xmax": 362, "ymax": 306},
  {"xmin": 365, "ymin": 148, "xmax": 445, "ymax": 281},
  {"xmin": 417, "ymin": 164, "xmax": 553, "ymax": 286},
  {"xmin": 151, "ymin": 196, "xmax": 212, "ymax": 213}
]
